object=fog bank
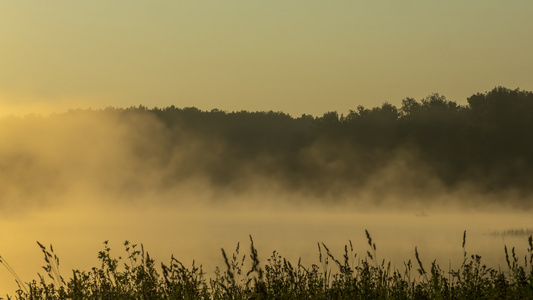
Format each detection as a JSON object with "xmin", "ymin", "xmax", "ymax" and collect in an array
[
  {"xmin": 1, "ymin": 107, "xmax": 531, "ymax": 215},
  {"xmin": 1, "ymin": 105, "xmax": 532, "ymax": 294}
]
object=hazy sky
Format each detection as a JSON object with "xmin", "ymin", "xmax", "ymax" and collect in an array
[{"xmin": 1, "ymin": 1, "xmax": 532, "ymax": 116}]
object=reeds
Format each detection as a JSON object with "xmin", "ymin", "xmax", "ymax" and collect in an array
[{"xmin": 1, "ymin": 231, "xmax": 533, "ymax": 299}]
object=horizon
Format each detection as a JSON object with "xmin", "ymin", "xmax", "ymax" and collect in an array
[{"xmin": 0, "ymin": 85, "xmax": 528, "ymax": 119}]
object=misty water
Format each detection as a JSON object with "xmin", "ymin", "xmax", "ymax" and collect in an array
[
  {"xmin": 1, "ymin": 107, "xmax": 533, "ymax": 295},
  {"xmin": 1, "ymin": 200, "xmax": 532, "ymax": 294}
]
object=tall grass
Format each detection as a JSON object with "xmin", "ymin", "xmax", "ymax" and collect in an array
[{"xmin": 1, "ymin": 231, "xmax": 533, "ymax": 299}]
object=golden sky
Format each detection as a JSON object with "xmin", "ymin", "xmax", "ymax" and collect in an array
[{"xmin": 1, "ymin": 1, "xmax": 532, "ymax": 116}]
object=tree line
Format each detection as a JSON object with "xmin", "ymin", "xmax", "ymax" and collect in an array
[
  {"xmin": 6, "ymin": 86, "xmax": 530, "ymax": 205},
  {"xmin": 98, "ymin": 86, "xmax": 529, "ymax": 200}
]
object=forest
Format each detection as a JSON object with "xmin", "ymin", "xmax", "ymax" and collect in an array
[
  {"xmin": 134, "ymin": 86, "xmax": 533, "ymax": 201},
  {"xmin": 2, "ymin": 86, "xmax": 533, "ymax": 208}
]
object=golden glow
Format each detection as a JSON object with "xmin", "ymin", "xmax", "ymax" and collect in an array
[{"xmin": 0, "ymin": 1, "xmax": 532, "ymax": 295}]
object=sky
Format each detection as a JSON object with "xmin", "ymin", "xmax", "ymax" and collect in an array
[{"xmin": 1, "ymin": 1, "xmax": 532, "ymax": 117}]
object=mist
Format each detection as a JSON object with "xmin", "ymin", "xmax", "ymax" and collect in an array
[
  {"xmin": 1, "ymin": 88, "xmax": 533, "ymax": 294},
  {"xmin": 0, "ymin": 106, "xmax": 524, "ymax": 214}
]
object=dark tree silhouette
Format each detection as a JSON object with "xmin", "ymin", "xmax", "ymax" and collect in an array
[{"xmin": 4, "ymin": 86, "xmax": 533, "ymax": 205}]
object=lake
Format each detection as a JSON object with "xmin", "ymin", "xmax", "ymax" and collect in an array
[{"xmin": 1, "ymin": 199, "xmax": 531, "ymax": 295}]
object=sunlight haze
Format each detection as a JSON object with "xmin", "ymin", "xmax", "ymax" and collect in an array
[{"xmin": 1, "ymin": 2, "xmax": 533, "ymax": 297}]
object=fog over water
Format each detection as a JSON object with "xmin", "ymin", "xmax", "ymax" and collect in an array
[{"xmin": 0, "ymin": 109, "xmax": 532, "ymax": 294}]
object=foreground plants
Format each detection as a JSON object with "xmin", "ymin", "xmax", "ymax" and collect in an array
[{"xmin": 1, "ymin": 231, "xmax": 533, "ymax": 299}]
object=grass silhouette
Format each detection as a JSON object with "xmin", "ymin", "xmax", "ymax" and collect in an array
[{"xmin": 1, "ymin": 231, "xmax": 533, "ymax": 299}]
